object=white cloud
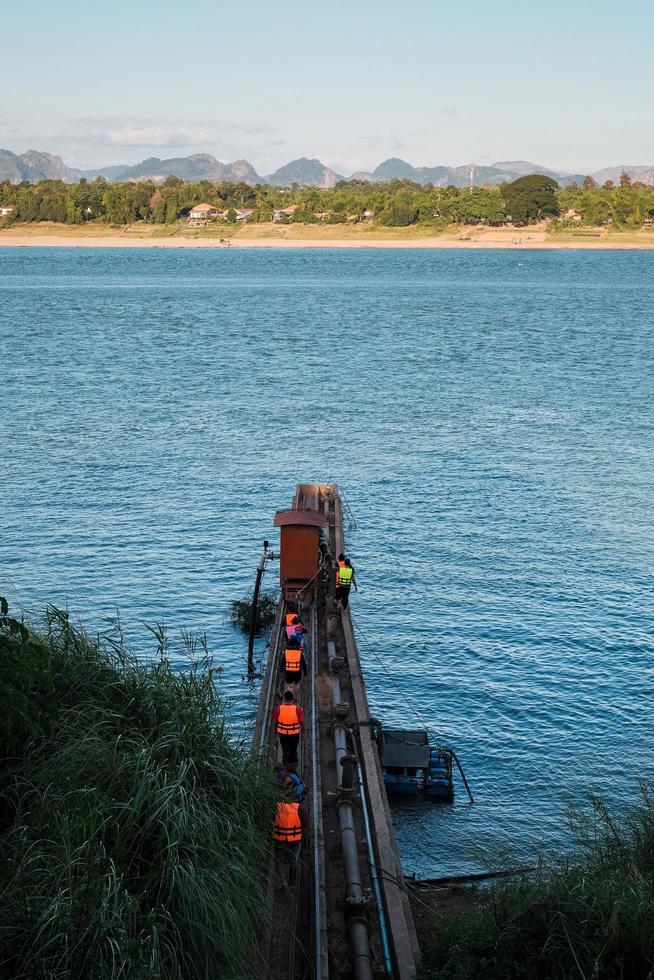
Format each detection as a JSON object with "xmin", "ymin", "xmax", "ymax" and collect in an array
[
  {"xmin": 0, "ymin": 116, "xmax": 280, "ymax": 151},
  {"xmin": 87, "ymin": 124, "xmax": 202, "ymax": 147},
  {"xmin": 79, "ymin": 117, "xmax": 279, "ymax": 148}
]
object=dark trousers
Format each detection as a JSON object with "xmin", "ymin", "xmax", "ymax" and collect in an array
[
  {"xmin": 336, "ymin": 585, "xmax": 351, "ymax": 609},
  {"xmin": 279, "ymin": 733, "xmax": 299, "ymax": 764}
]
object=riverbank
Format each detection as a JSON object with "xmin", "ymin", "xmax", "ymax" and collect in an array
[
  {"xmin": 412, "ymin": 787, "xmax": 654, "ymax": 979},
  {"xmin": 2, "ymin": 221, "xmax": 654, "ymax": 249}
]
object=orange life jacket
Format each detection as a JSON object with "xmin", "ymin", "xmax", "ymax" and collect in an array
[
  {"xmin": 335, "ymin": 560, "xmax": 346, "ymax": 584},
  {"xmin": 276, "ymin": 703, "xmax": 301, "ymax": 735},
  {"xmin": 285, "ymin": 613, "xmax": 297, "ymax": 627},
  {"xmin": 284, "ymin": 647, "xmax": 302, "ymax": 673},
  {"xmin": 273, "ymin": 802, "xmax": 302, "ymax": 842}
]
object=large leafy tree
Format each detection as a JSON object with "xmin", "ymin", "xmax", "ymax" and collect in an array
[{"xmin": 501, "ymin": 174, "xmax": 559, "ymax": 223}]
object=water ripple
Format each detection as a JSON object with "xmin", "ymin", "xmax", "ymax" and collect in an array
[{"xmin": 1, "ymin": 246, "xmax": 653, "ymax": 876}]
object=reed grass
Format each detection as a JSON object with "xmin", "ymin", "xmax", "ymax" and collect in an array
[
  {"xmin": 0, "ymin": 602, "xmax": 276, "ymax": 980},
  {"xmin": 420, "ymin": 785, "xmax": 654, "ymax": 979}
]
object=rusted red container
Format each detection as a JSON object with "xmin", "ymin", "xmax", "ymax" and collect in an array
[{"xmin": 273, "ymin": 509, "xmax": 327, "ymax": 600}]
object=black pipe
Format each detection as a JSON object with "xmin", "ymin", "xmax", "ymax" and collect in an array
[
  {"xmin": 450, "ymin": 749, "xmax": 475, "ymax": 803},
  {"xmin": 247, "ymin": 562, "xmax": 264, "ymax": 675},
  {"xmin": 337, "ymin": 802, "xmax": 373, "ymax": 980}
]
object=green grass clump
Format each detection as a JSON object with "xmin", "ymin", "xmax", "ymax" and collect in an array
[
  {"xmin": 0, "ymin": 600, "xmax": 276, "ymax": 980},
  {"xmin": 228, "ymin": 594, "xmax": 277, "ymax": 634},
  {"xmin": 420, "ymin": 786, "xmax": 654, "ymax": 979}
]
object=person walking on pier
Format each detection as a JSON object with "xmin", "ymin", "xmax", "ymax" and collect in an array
[
  {"xmin": 285, "ymin": 603, "xmax": 306, "ymax": 638},
  {"xmin": 272, "ymin": 779, "xmax": 307, "ymax": 889},
  {"xmin": 273, "ymin": 690, "xmax": 304, "ymax": 764},
  {"xmin": 286, "ymin": 615, "xmax": 307, "ymax": 644},
  {"xmin": 336, "ymin": 557, "xmax": 358, "ymax": 610},
  {"xmin": 275, "ymin": 761, "xmax": 306, "ymax": 801},
  {"xmin": 280, "ymin": 634, "xmax": 307, "ymax": 689}
]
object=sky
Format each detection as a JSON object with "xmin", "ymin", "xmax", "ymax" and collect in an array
[{"xmin": 2, "ymin": 0, "xmax": 653, "ymax": 175}]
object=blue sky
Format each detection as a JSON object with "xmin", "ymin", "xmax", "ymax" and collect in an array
[{"xmin": 2, "ymin": 0, "xmax": 653, "ymax": 173}]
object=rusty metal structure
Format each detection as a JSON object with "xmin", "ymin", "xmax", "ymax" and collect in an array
[
  {"xmin": 273, "ymin": 508, "xmax": 327, "ymax": 601},
  {"xmin": 253, "ymin": 484, "xmax": 420, "ymax": 980}
]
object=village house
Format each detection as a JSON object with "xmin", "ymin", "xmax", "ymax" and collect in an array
[
  {"xmin": 188, "ymin": 203, "xmax": 221, "ymax": 222},
  {"xmin": 561, "ymin": 208, "xmax": 583, "ymax": 222},
  {"xmin": 273, "ymin": 204, "xmax": 299, "ymax": 222},
  {"xmin": 0, "ymin": 204, "xmax": 15, "ymax": 217},
  {"xmin": 235, "ymin": 208, "xmax": 254, "ymax": 222}
]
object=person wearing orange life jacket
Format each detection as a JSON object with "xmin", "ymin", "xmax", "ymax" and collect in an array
[
  {"xmin": 286, "ymin": 615, "xmax": 307, "ymax": 643},
  {"xmin": 280, "ymin": 634, "xmax": 307, "ymax": 688},
  {"xmin": 335, "ymin": 553, "xmax": 346, "ymax": 589},
  {"xmin": 285, "ymin": 601, "xmax": 307, "ymax": 640},
  {"xmin": 284, "ymin": 602, "xmax": 300, "ymax": 630},
  {"xmin": 336, "ymin": 557, "xmax": 358, "ymax": 610},
  {"xmin": 273, "ymin": 777, "xmax": 308, "ymax": 887},
  {"xmin": 273, "ymin": 689, "xmax": 305, "ymax": 764}
]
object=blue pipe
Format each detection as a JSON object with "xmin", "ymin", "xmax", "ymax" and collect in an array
[{"xmin": 356, "ymin": 762, "xmax": 394, "ymax": 976}]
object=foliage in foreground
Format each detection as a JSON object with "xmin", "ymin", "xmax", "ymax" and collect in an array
[
  {"xmin": 0, "ymin": 600, "xmax": 277, "ymax": 980},
  {"xmin": 228, "ymin": 593, "xmax": 278, "ymax": 634},
  {"xmin": 420, "ymin": 785, "xmax": 654, "ymax": 980}
]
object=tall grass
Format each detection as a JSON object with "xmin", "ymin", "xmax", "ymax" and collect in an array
[
  {"xmin": 0, "ymin": 602, "xmax": 276, "ymax": 980},
  {"xmin": 420, "ymin": 786, "xmax": 654, "ymax": 979}
]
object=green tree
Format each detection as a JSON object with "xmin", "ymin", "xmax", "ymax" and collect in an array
[
  {"xmin": 501, "ymin": 174, "xmax": 559, "ymax": 223},
  {"xmin": 377, "ymin": 204, "xmax": 418, "ymax": 226},
  {"xmin": 455, "ymin": 188, "xmax": 505, "ymax": 224}
]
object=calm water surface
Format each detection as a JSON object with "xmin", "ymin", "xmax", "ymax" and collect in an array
[{"xmin": 1, "ymin": 246, "xmax": 653, "ymax": 877}]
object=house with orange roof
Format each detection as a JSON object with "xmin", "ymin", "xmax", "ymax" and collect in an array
[{"xmin": 188, "ymin": 203, "xmax": 221, "ymax": 222}]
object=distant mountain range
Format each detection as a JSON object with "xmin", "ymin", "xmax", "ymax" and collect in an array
[{"xmin": 2, "ymin": 147, "xmax": 654, "ymax": 189}]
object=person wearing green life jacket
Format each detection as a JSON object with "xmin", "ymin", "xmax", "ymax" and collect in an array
[{"xmin": 336, "ymin": 557, "xmax": 357, "ymax": 610}]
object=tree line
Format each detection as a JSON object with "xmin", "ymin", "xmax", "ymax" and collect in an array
[{"xmin": 1, "ymin": 172, "xmax": 653, "ymax": 228}]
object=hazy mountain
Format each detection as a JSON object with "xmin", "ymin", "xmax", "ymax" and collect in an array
[
  {"xmin": 82, "ymin": 164, "xmax": 134, "ymax": 181},
  {"xmin": 227, "ymin": 158, "xmax": 261, "ymax": 183},
  {"xmin": 88, "ymin": 153, "xmax": 261, "ymax": 184},
  {"xmin": 372, "ymin": 157, "xmax": 423, "ymax": 180},
  {"xmin": 591, "ymin": 165, "xmax": 654, "ymax": 185},
  {"xmin": 266, "ymin": 157, "xmax": 344, "ymax": 188},
  {"xmin": 3, "ymin": 147, "xmax": 654, "ymax": 189},
  {"xmin": 350, "ymin": 159, "xmax": 449, "ymax": 184},
  {"xmin": 555, "ymin": 173, "xmax": 587, "ymax": 187},
  {"xmin": 0, "ymin": 149, "xmax": 81, "ymax": 183},
  {"xmin": 491, "ymin": 160, "xmax": 562, "ymax": 178},
  {"xmin": 347, "ymin": 157, "xmax": 565, "ymax": 188},
  {"xmin": 446, "ymin": 164, "xmax": 512, "ymax": 187}
]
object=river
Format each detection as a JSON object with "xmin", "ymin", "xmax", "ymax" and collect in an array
[{"xmin": 1, "ymin": 245, "xmax": 653, "ymax": 876}]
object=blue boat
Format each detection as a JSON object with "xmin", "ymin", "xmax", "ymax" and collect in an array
[{"xmin": 378, "ymin": 727, "xmax": 454, "ymax": 801}]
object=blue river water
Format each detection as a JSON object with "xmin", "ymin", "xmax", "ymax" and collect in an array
[{"xmin": 1, "ymin": 246, "xmax": 653, "ymax": 878}]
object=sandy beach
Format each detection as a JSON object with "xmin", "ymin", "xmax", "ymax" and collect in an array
[{"xmin": 2, "ymin": 223, "xmax": 654, "ymax": 250}]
